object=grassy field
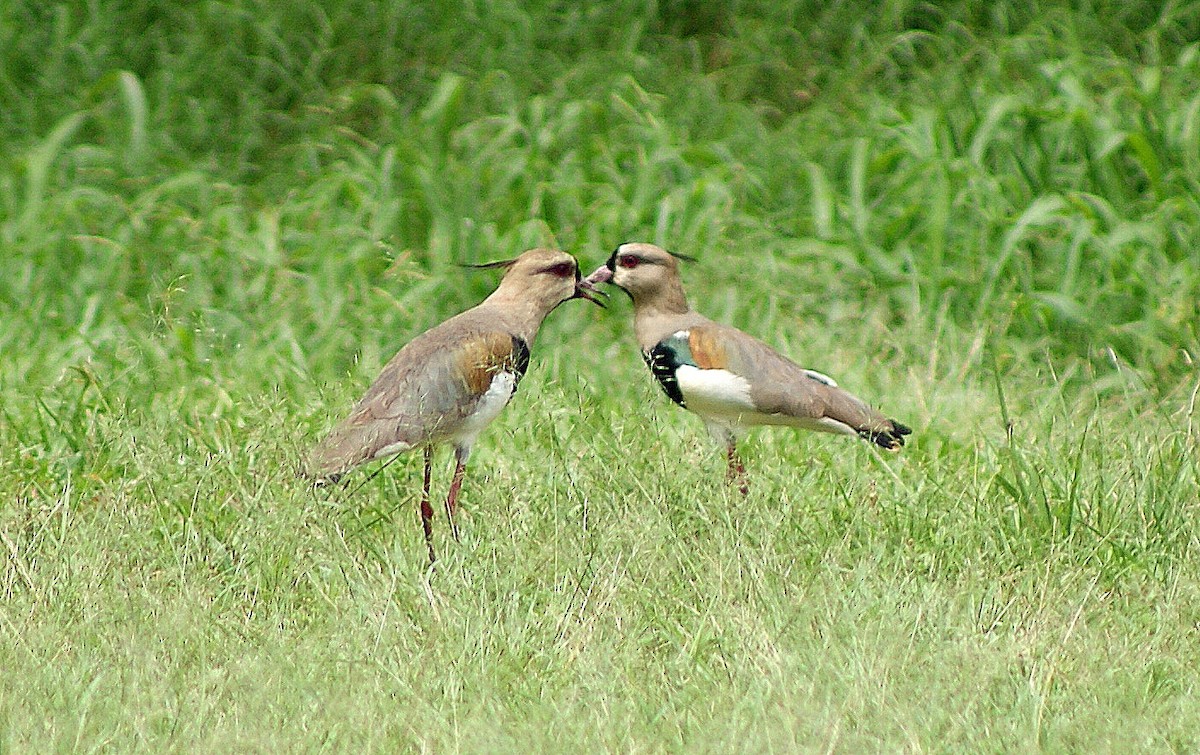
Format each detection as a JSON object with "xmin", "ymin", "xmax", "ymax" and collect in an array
[{"xmin": 3, "ymin": 0, "xmax": 1200, "ymax": 750}]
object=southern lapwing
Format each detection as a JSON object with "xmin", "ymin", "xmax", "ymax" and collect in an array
[
  {"xmin": 583, "ymin": 242, "xmax": 910, "ymax": 493},
  {"xmin": 306, "ymin": 248, "xmax": 604, "ymax": 561}
]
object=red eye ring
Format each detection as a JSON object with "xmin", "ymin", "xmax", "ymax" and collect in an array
[{"xmin": 617, "ymin": 255, "xmax": 640, "ymax": 269}]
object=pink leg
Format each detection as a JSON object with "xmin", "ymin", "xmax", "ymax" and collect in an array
[
  {"xmin": 420, "ymin": 446, "xmax": 436, "ymax": 563},
  {"xmin": 444, "ymin": 446, "xmax": 469, "ymax": 542},
  {"xmin": 726, "ymin": 441, "xmax": 749, "ymax": 496}
]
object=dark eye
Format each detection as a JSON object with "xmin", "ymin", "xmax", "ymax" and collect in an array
[
  {"xmin": 617, "ymin": 255, "xmax": 640, "ymax": 269},
  {"xmin": 544, "ymin": 262, "xmax": 576, "ymax": 278}
]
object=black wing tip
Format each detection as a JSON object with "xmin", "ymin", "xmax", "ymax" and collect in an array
[
  {"xmin": 300, "ymin": 445, "xmax": 349, "ymax": 485},
  {"xmin": 299, "ymin": 467, "xmax": 342, "ymax": 486},
  {"xmin": 860, "ymin": 420, "xmax": 912, "ymax": 451}
]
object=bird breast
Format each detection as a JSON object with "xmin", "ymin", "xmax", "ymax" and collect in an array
[{"xmin": 451, "ymin": 371, "xmax": 518, "ymax": 446}]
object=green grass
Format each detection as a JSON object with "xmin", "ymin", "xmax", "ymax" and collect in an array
[{"xmin": 3, "ymin": 0, "xmax": 1200, "ymax": 750}]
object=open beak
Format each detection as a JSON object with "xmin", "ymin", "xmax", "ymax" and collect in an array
[{"xmin": 574, "ymin": 276, "xmax": 608, "ymax": 307}]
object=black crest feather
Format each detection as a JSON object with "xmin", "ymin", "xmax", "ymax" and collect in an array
[{"xmin": 461, "ymin": 258, "xmax": 519, "ymax": 270}]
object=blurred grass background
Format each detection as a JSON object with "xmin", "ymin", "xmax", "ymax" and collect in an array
[{"xmin": 2, "ymin": 0, "xmax": 1199, "ymax": 750}]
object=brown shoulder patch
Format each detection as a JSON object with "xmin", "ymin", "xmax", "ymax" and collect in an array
[
  {"xmin": 688, "ymin": 327, "xmax": 728, "ymax": 370},
  {"xmin": 456, "ymin": 332, "xmax": 527, "ymax": 396}
]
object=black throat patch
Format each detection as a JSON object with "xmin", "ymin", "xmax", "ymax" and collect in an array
[
  {"xmin": 643, "ymin": 332, "xmax": 694, "ymax": 408},
  {"xmin": 510, "ymin": 335, "xmax": 531, "ymax": 391}
]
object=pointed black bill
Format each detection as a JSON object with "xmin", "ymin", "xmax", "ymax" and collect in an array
[{"xmin": 574, "ymin": 277, "xmax": 607, "ymax": 306}]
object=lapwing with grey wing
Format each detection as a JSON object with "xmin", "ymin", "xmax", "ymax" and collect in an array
[
  {"xmin": 306, "ymin": 248, "xmax": 604, "ymax": 561},
  {"xmin": 583, "ymin": 242, "xmax": 910, "ymax": 493}
]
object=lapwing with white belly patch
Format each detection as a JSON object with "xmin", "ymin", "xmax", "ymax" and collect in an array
[
  {"xmin": 306, "ymin": 248, "xmax": 604, "ymax": 561},
  {"xmin": 583, "ymin": 242, "xmax": 910, "ymax": 493}
]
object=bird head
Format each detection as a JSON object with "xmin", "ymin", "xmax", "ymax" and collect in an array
[
  {"xmin": 581, "ymin": 242, "xmax": 692, "ymax": 308},
  {"xmin": 472, "ymin": 248, "xmax": 606, "ymax": 310}
]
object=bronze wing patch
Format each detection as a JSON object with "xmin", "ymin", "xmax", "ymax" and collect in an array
[
  {"xmin": 456, "ymin": 332, "xmax": 531, "ymax": 396},
  {"xmin": 687, "ymin": 326, "xmax": 729, "ymax": 370}
]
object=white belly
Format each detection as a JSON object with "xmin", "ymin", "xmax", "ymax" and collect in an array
[
  {"xmin": 451, "ymin": 371, "xmax": 517, "ymax": 447},
  {"xmin": 676, "ymin": 365, "xmax": 756, "ymax": 418}
]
